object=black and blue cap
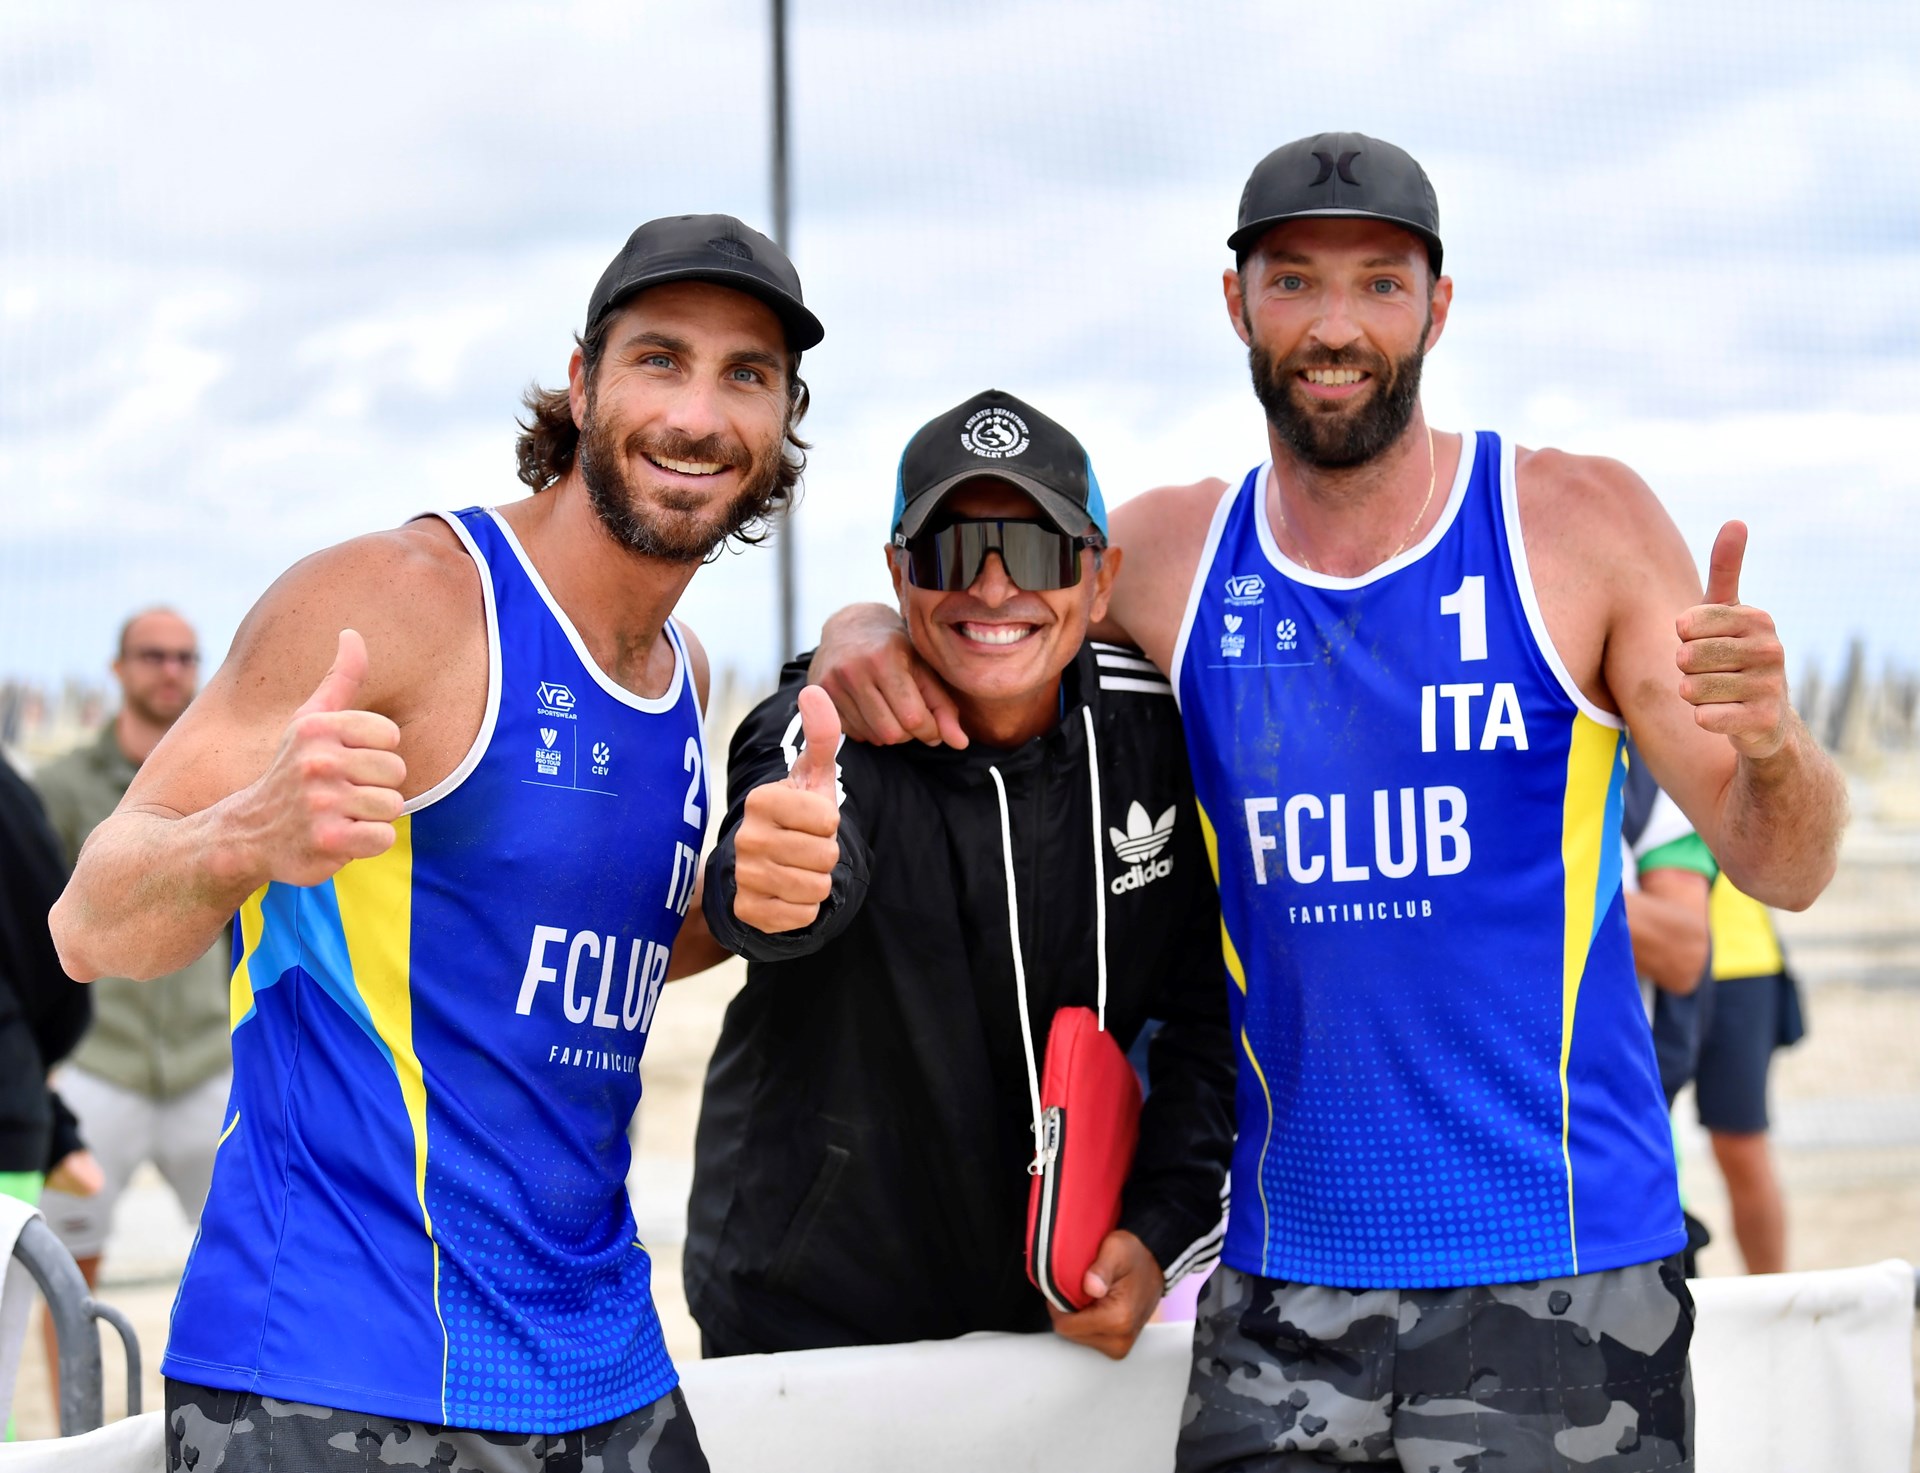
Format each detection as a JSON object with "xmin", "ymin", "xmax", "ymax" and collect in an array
[
  {"xmin": 890, "ymin": 389, "xmax": 1109, "ymax": 541},
  {"xmin": 1229, "ymin": 131, "xmax": 1443, "ymax": 275},
  {"xmin": 586, "ymin": 213, "xmax": 824, "ymax": 352}
]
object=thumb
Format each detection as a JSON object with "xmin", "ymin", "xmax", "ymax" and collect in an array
[
  {"xmin": 787, "ymin": 685, "xmax": 842, "ymax": 797},
  {"xmin": 294, "ymin": 629, "xmax": 369, "ymax": 717},
  {"xmin": 1081, "ymin": 1232, "xmax": 1130, "ymax": 1302},
  {"xmin": 1703, "ymin": 521, "xmax": 1747, "ymax": 606}
]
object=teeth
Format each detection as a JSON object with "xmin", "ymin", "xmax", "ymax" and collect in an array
[
  {"xmin": 649, "ymin": 454, "xmax": 727, "ymax": 475},
  {"xmin": 960, "ymin": 623, "xmax": 1034, "ymax": 646},
  {"xmin": 1304, "ymin": 369, "xmax": 1366, "ymax": 386}
]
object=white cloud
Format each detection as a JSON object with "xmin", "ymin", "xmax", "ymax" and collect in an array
[{"xmin": 1, "ymin": 0, "xmax": 1914, "ymax": 694}]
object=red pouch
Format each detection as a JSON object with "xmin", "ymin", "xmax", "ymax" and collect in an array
[{"xmin": 1024, "ymin": 1005, "xmax": 1143, "ymax": 1313}]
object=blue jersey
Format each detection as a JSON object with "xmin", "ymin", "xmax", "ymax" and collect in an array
[
  {"xmin": 1172, "ymin": 432, "xmax": 1683, "ymax": 1289},
  {"xmin": 164, "ymin": 507, "xmax": 707, "ymax": 1431}
]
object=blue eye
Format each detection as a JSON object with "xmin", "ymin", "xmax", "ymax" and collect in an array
[
  {"xmin": 1277, "ymin": 274, "xmax": 1305, "ymax": 291},
  {"xmin": 1371, "ymin": 279, "xmax": 1399, "ymax": 294},
  {"xmin": 642, "ymin": 352, "xmax": 673, "ymax": 368}
]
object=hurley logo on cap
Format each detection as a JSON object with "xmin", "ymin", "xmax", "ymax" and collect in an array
[{"xmin": 1310, "ymin": 150, "xmax": 1362, "ymax": 186}]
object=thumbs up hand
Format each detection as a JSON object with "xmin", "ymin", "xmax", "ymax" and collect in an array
[
  {"xmin": 734, "ymin": 686, "xmax": 843, "ymax": 933},
  {"xmin": 1676, "ymin": 522, "xmax": 1791, "ymax": 761},
  {"xmin": 244, "ymin": 629, "xmax": 408, "ymax": 887}
]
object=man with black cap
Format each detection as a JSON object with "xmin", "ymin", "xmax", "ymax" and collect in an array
[
  {"xmin": 686, "ymin": 389, "xmax": 1235, "ymax": 1363},
  {"xmin": 52, "ymin": 213, "xmax": 821, "ymax": 1472},
  {"xmin": 807, "ymin": 134, "xmax": 1846, "ymax": 1469}
]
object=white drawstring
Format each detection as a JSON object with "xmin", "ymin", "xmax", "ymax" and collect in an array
[
  {"xmin": 992, "ymin": 708, "xmax": 1113, "ymax": 1175},
  {"xmin": 1083, "ymin": 706, "xmax": 1108, "ymax": 1032},
  {"xmin": 989, "ymin": 765, "xmax": 1048, "ymax": 1172}
]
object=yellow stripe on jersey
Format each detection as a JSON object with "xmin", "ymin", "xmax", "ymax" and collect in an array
[
  {"xmin": 1557, "ymin": 714, "xmax": 1623, "ymax": 1274},
  {"xmin": 1196, "ymin": 801, "xmax": 1249, "ymax": 996},
  {"xmin": 230, "ymin": 886, "xmax": 268, "ymax": 1033},
  {"xmin": 330, "ymin": 816, "xmax": 449, "ymax": 1415},
  {"xmin": 1197, "ymin": 801, "xmax": 1273, "ymax": 1268}
]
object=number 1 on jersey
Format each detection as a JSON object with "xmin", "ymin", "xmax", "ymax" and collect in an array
[{"xmin": 1440, "ymin": 575, "xmax": 1487, "ymax": 662}]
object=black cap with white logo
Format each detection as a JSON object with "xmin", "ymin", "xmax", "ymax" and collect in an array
[
  {"xmin": 1228, "ymin": 131, "xmax": 1442, "ymax": 274},
  {"xmin": 891, "ymin": 389, "xmax": 1109, "ymax": 541},
  {"xmin": 586, "ymin": 213, "xmax": 824, "ymax": 352}
]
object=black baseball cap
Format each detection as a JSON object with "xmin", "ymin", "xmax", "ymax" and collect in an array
[
  {"xmin": 1229, "ymin": 131, "xmax": 1443, "ymax": 275},
  {"xmin": 585, "ymin": 213, "xmax": 824, "ymax": 352},
  {"xmin": 891, "ymin": 390, "xmax": 1109, "ymax": 541}
]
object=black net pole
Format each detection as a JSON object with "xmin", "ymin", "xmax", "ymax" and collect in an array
[{"xmin": 770, "ymin": 0, "xmax": 796, "ymax": 669}]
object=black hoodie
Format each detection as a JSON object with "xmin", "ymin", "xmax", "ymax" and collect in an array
[
  {"xmin": 0, "ymin": 759, "xmax": 89, "ymax": 1173},
  {"xmin": 689, "ymin": 643, "xmax": 1233, "ymax": 1353}
]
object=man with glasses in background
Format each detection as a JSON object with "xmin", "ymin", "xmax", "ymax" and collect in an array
[{"xmin": 34, "ymin": 608, "xmax": 230, "ymax": 1298}]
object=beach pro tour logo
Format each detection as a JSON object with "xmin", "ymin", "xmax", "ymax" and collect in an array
[
  {"xmin": 1224, "ymin": 574, "xmax": 1265, "ymax": 606},
  {"xmin": 960, "ymin": 407, "xmax": 1030, "ymax": 459}
]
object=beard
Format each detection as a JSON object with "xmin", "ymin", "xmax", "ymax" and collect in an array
[
  {"xmin": 1248, "ymin": 315, "xmax": 1429, "ymax": 470},
  {"xmin": 577, "ymin": 401, "xmax": 786, "ymax": 563}
]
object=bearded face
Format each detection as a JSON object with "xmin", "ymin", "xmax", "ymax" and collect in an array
[
  {"xmin": 576, "ymin": 378, "xmax": 789, "ymax": 564},
  {"xmin": 1248, "ymin": 304, "xmax": 1431, "ymax": 471}
]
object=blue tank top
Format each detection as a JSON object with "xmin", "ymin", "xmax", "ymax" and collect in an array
[
  {"xmin": 164, "ymin": 507, "xmax": 706, "ymax": 1431},
  {"xmin": 1173, "ymin": 433, "xmax": 1683, "ymax": 1289}
]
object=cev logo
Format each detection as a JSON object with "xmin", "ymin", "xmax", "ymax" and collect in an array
[{"xmin": 537, "ymin": 681, "xmax": 576, "ymax": 712}]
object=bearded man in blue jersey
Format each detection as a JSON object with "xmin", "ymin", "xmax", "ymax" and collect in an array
[
  {"xmin": 51, "ymin": 215, "xmax": 819, "ymax": 1473},
  {"xmin": 805, "ymin": 133, "xmax": 1846, "ymax": 1471}
]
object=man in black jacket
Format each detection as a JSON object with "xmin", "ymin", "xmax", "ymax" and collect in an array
[{"xmin": 690, "ymin": 390, "xmax": 1234, "ymax": 1361}]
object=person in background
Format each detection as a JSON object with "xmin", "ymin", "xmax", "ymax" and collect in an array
[
  {"xmin": 1620, "ymin": 738, "xmax": 1718, "ymax": 1274},
  {"xmin": 1696, "ymin": 878, "xmax": 1803, "ymax": 1273},
  {"xmin": 0, "ymin": 761, "xmax": 93, "ymax": 1211},
  {"xmin": 33, "ymin": 609, "xmax": 229, "ymax": 1294}
]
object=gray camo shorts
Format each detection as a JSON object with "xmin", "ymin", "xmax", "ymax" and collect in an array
[
  {"xmin": 164, "ymin": 1378, "xmax": 709, "ymax": 1473},
  {"xmin": 1176, "ymin": 1256, "xmax": 1693, "ymax": 1472}
]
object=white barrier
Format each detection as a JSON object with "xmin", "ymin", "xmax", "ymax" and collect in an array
[{"xmin": 3, "ymin": 1262, "xmax": 1913, "ymax": 1472}]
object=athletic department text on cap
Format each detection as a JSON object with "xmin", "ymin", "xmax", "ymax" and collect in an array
[
  {"xmin": 890, "ymin": 389, "xmax": 1109, "ymax": 542},
  {"xmin": 587, "ymin": 214, "xmax": 824, "ymax": 352},
  {"xmin": 1229, "ymin": 132, "xmax": 1443, "ymax": 274}
]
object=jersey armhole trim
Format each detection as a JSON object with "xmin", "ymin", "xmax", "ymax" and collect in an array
[
  {"xmin": 402, "ymin": 511, "xmax": 503, "ymax": 816},
  {"xmin": 1498, "ymin": 438, "xmax": 1623, "ymax": 730},
  {"xmin": 1169, "ymin": 475, "xmax": 1245, "ymax": 711},
  {"xmin": 484, "ymin": 508, "xmax": 686, "ymax": 714}
]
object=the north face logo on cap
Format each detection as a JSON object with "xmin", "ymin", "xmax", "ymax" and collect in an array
[
  {"xmin": 960, "ymin": 407, "xmax": 1030, "ymax": 459},
  {"xmin": 707, "ymin": 236, "xmax": 752, "ymax": 260}
]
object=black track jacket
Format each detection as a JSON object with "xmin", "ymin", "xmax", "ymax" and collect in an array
[{"xmin": 688, "ymin": 642, "xmax": 1234, "ymax": 1354}]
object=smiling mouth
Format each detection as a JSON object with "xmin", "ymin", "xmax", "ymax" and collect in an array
[
  {"xmin": 955, "ymin": 621, "xmax": 1038, "ymax": 647},
  {"xmin": 1301, "ymin": 368, "xmax": 1369, "ymax": 387},
  {"xmin": 644, "ymin": 453, "xmax": 731, "ymax": 477}
]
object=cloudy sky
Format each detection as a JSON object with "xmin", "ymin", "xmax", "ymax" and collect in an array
[{"xmin": 3, "ymin": 0, "xmax": 1916, "ymax": 701}]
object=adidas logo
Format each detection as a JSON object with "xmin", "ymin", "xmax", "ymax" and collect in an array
[{"xmin": 1108, "ymin": 801, "xmax": 1176, "ymax": 894}]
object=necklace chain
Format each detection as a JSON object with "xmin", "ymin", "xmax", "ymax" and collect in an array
[{"xmin": 1275, "ymin": 424, "xmax": 1438, "ymax": 574}]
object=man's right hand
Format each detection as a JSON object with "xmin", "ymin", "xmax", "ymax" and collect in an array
[
  {"xmin": 733, "ymin": 686, "xmax": 844, "ymax": 933},
  {"xmin": 234, "ymin": 629, "xmax": 406, "ymax": 888},
  {"xmin": 809, "ymin": 603, "xmax": 968, "ymax": 748}
]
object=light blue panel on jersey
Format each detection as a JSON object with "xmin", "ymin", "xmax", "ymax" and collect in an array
[
  {"xmin": 168, "ymin": 507, "xmax": 705, "ymax": 1431},
  {"xmin": 1173, "ymin": 432, "xmax": 1682, "ymax": 1290}
]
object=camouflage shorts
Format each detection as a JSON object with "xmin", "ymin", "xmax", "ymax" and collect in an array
[
  {"xmin": 1176, "ymin": 1257, "xmax": 1693, "ymax": 1472},
  {"xmin": 164, "ymin": 1378, "xmax": 709, "ymax": 1472}
]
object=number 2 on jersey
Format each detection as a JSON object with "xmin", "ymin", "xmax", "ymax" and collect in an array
[
  {"xmin": 1440, "ymin": 575, "xmax": 1487, "ymax": 662},
  {"xmin": 682, "ymin": 736, "xmax": 704, "ymax": 829}
]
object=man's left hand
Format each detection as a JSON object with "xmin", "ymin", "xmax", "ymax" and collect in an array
[
  {"xmin": 1675, "ymin": 521, "xmax": 1791, "ymax": 761},
  {"xmin": 1047, "ymin": 1229, "xmax": 1163, "ymax": 1360}
]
